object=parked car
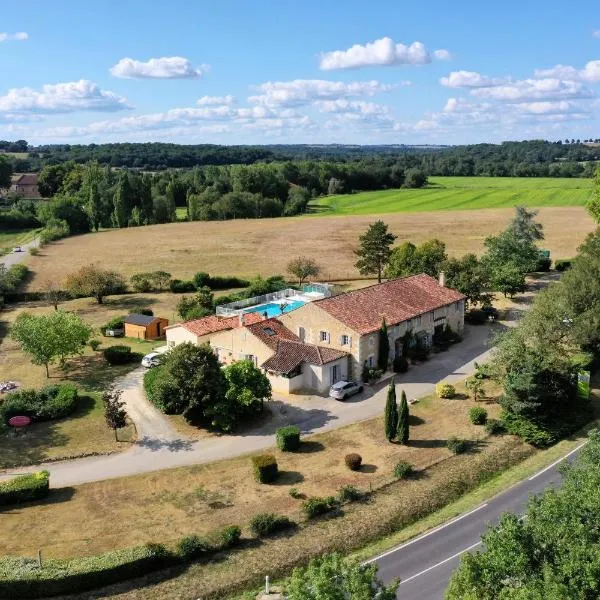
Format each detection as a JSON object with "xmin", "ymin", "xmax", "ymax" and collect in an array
[
  {"xmin": 329, "ymin": 380, "xmax": 363, "ymax": 401},
  {"xmin": 13, "ymin": 246, "xmax": 22, "ymax": 253},
  {"xmin": 141, "ymin": 352, "xmax": 162, "ymax": 368},
  {"xmin": 481, "ymin": 305, "xmax": 499, "ymax": 321}
]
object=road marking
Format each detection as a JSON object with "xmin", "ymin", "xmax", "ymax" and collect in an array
[
  {"xmin": 363, "ymin": 503, "xmax": 488, "ymax": 564},
  {"xmin": 398, "ymin": 542, "xmax": 482, "ymax": 585},
  {"xmin": 528, "ymin": 441, "xmax": 587, "ymax": 481}
]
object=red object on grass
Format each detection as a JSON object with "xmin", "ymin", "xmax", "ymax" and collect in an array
[{"xmin": 8, "ymin": 415, "xmax": 31, "ymax": 428}]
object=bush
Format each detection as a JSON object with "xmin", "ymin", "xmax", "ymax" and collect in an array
[
  {"xmin": 393, "ymin": 355, "xmax": 409, "ymax": 373},
  {"xmin": 289, "ymin": 487, "xmax": 303, "ymax": 499},
  {"xmin": 169, "ymin": 279, "xmax": 196, "ymax": 293},
  {"xmin": 535, "ymin": 257, "xmax": 552, "ymax": 272},
  {"xmin": 485, "ymin": 418, "xmax": 506, "ymax": 435},
  {"xmin": 252, "ymin": 454, "xmax": 278, "ymax": 483},
  {"xmin": 192, "ymin": 271, "xmax": 210, "ymax": 289},
  {"xmin": 89, "ymin": 339, "xmax": 101, "ymax": 351},
  {"xmin": 276, "ymin": 425, "xmax": 301, "ymax": 451},
  {"xmin": 501, "ymin": 412, "xmax": 557, "ymax": 448},
  {"xmin": 205, "ymin": 275, "xmax": 250, "ymax": 290},
  {"xmin": 465, "ymin": 309, "xmax": 489, "ymax": 325},
  {"xmin": 555, "ymin": 259, "xmax": 572, "ymax": 272},
  {"xmin": 219, "ymin": 525, "xmax": 242, "ymax": 549},
  {"xmin": 28, "ymin": 247, "xmax": 40, "ymax": 256},
  {"xmin": 0, "ymin": 385, "xmax": 78, "ymax": 424},
  {"xmin": 393, "ymin": 461, "xmax": 414, "ymax": 479},
  {"xmin": 447, "ymin": 437, "xmax": 469, "ymax": 454},
  {"xmin": 103, "ymin": 345, "xmax": 137, "ymax": 366},
  {"xmin": 436, "ymin": 383, "xmax": 456, "ymax": 399},
  {"xmin": 338, "ymin": 485, "xmax": 363, "ymax": 502},
  {"xmin": 344, "ymin": 453, "xmax": 362, "ymax": 471},
  {"xmin": 0, "ymin": 543, "xmax": 174, "ymax": 598},
  {"xmin": 138, "ymin": 308, "xmax": 154, "ymax": 316},
  {"xmin": 249, "ymin": 513, "xmax": 294, "ymax": 537},
  {"xmin": 302, "ymin": 496, "xmax": 340, "ymax": 519},
  {"xmin": 469, "ymin": 406, "xmax": 488, "ymax": 425},
  {"xmin": 101, "ymin": 316, "xmax": 125, "ymax": 336},
  {"xmin": 176, "ymin": 535, "xmax": 210, "ymax": 560},
  {"xmin": 0, "ymin": 471, "xmax": 50, "ymax": 506}
]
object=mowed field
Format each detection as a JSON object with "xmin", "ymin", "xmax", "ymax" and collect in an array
[
  {"xmin": 317, "ymin": 177, "xmax": 593, "ymax": 215},
  {"xmin": 22, "ymin": 206, "xmax": 595, "ymax": 289}
]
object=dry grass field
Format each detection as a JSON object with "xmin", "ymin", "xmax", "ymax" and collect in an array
[{"xmin": 22, "ymin": 207, "xmax": 595, "ymax": 290}]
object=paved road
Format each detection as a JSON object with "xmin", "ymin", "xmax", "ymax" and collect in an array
[
  {"xmin": 0, "ymin": 238, "xmax": 38, "ymax": 268},
  {"xmin": 0, "ymin": 322, "xmax": 495, "ymax": 487},
  {"xmin": 371, "ymin": 442, "xmax": 586, "ymax": 599}
]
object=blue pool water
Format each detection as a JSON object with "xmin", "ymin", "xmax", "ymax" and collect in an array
[{"xmin": 244, "ymin": 300, "xmax": 305, "ymax": 318}]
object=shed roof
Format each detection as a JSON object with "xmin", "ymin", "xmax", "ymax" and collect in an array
[{"xmin": 124, "ymin": 314, "xmax": 158, "ymax": 327}]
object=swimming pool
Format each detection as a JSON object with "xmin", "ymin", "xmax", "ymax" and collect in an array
[{"xmin": 244, "ymin": 299, "xmax": 305, "ymax": 318}]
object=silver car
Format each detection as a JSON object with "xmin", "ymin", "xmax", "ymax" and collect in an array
[
  {"xmin": 141, "ymin": 352, "xmax": 162, "ymax": 368},
  {"xmin": 329, "ymin": 380, "xmax": 363, "ymax": 401}
]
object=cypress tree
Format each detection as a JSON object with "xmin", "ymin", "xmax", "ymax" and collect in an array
[
  {"xmin": 384, "ymin": 377, "xmax": 398, "ymax": 442},
  {"xmin": 378, "ymin": 317, "xmax": 390, "ymax": 371},
  {"xmin": 397, "ymin": 389, "xmax": 410, "ymax": 445}
]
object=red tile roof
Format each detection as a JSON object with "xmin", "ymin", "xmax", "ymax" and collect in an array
[
  {"xmin": 166, "ymin": 312, "xmax": 263, "ymax": 337},
  {"xmin": 12, "ymin": 173, "xmax": 38, "ymax": 186},
  {"xmin": 246, "ymin": 318, "xmax": 301, "ymax": 349},
  {"xmin": 315, "ymin": 274, "xmax": 465, "ymax": 335},
  {"xmin": 262, "ymin": 340, "xmax": 348, "ymax": 374}
]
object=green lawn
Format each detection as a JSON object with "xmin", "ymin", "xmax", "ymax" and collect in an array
[
  {"xmin": 0, "ymin": 228, "xmax": 40, "ymax": 255},
  {"xmin": 314, "ymin": 176, "xmax": 594, "ymax": 215}
]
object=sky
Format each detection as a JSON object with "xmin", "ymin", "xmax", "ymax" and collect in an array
[{"xmin": 1, "ymin": 0, "xmax": 599, "ymax": 146}]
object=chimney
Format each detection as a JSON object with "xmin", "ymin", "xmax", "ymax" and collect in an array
[
  {"xmin": 438, "ymin": 271, "xmax": 446, "ymax": 287},
  {"xmin": 239, "ymin": 312, "xmax": 245, "ymax": 327}
]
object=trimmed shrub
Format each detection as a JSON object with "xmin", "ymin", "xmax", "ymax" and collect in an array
[
  {"xmin": 344, "ymin": 453, "xmax": 362, "ymax": 471},
  {"xmin": 447, "ymin": 437, "xmax": 469, "ymax": 454},
  {"xmin": 250, "ymin": 513, "xmax": 294, "ymax": 538},
  {"xmin": 219, "ymin": 525, "xmax": 242, "ymax": 549},
  {"xmin": 393, "ymin": 461, "xmax": 414, "ymax": 480},
  {"xmin": 169, "ymin": 279, "xmax": 196, "ymax": 293},
  {"xmin": 338, "ymin": 485, "xmax": 363, "ymax": 502},
  {"xmin": 89, "ymin": 339, "xmax": 101, "ymax": 351},
  {"xmin": 485, "ymin": 418, "xmax": 506, "ymax": 435},
  {"xmin": 176, "ymin": 535, "xmax": 210, "ymax": 560},
  {"xmin": 0, "ymin": 385, "xmax": 78, "ymax": 424},
  {"xmin": 276, "ymin": 425, "xmax": 300, "ymax": 451},
  {"xmin": 103, "ymin": 345, "xmax": 137, "ymax": 365},
  {"xmin": 302, "ymin": 496, "xmax": 340, "ymax": 519},
  {"xmin": 469, "ymin": 406, "xmax": 488, "ymax": 425},
  {"xmin": 28, "ymin": 247, "xmax": 40, "ymax": 256},
  {"xmin": 436, "ymin": 383, "xmax": 456, "ymax": 399},
  {"xmin": 465, "ymin": 309, "xmax": 488, "ymax": 325},
  {"xmin": 0, "ymin": 471, "xmax": 50, "ymax": 506},
  {"xmin": 393, "ymin": 355, "xmax": 409, "ymax": 373},
  {"xmin": 555, "ymin": 259, "xmax": 572, "ymax": 272},
  {"xmin": 252, "ymin": 454, "xmax": 278, "ymax": 483},
  {"xmin": 0, "ymin": 543, "xmax": 173, "ymax": 598}
]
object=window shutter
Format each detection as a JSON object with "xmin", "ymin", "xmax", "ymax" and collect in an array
[
  {"xmin": 326, "ymin": 332, "xmax": 330, "ymax": 343},
  {"xmin": 339, "ymin": 335, "xmax": 343, "ymax": 345},
  {"xmin": 349, "ymin": 336, "xmax": 352, "ymax": 348}
]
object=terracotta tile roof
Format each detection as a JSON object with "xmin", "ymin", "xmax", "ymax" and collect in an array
[
  {"xmin": 246, "ymin": 318, "xmax": 300, "ymax": 349},
  {"xmin": 262, "ymin": 340, "xmax": 347, "ymax": 374},
  {"xmin": 12, "ymin": 173, "xmax": 38, "ymax": 186},
  {"xmin": 315, "ymin": 274, "xmax": 466, "ymax": 335},
  {"xmin": 165, "ymin": 311, "xmax": 263, "ymax": 337}
]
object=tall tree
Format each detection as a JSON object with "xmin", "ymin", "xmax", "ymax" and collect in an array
[
  {"xmin": 10, "ymin": 311, "xmax": 92, "ymax": 377},
  {"xmin": 223, "ymin": 359, "xmax": 272, "ymax": 414},
  {"xmin": 510, "ymin": 206, "xmax": 544, "ymax": 244},
  {"xmin": 65, "ymin": 264, "xmax": 126, "ymax": 304},
  {"xmin": 286, "ymin": 256, "xmax": 320, "ymax": 287},
  {"xmin": 112, "ymin": 171, "xmax": 131, "ymax": 228},
  {"xmin": 103, "ymin": 387, "xmax": 128, "ymax": 441},
  {"xmin": 378, "ymin": 318, "xmax": 390, "ymax": 370},
  {"xmin": 355, "ymin": 220, "xmax": 397, "ymax": 283},
  {"xmin": 384, "ymin": 378, "xmax": 398, "ymax": 442},
  {"xmin": 0, "ymin": 155, "xmax": 12, "ymax": 189},
  {"xmin": 586, "ymin": 165, "xmax": 600, "ymax": 223},
  {"xmin": 83, "ymin": 162, "xmax": 102, "ymax": 232},
  {"xmin": 396, "ymin": 389, "xmax": 410, "ymax": 444}
]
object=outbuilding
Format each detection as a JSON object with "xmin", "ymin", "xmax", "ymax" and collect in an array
[{"xmin": 123, "ymin": 314, "xmax": 169, "ymax": 340}]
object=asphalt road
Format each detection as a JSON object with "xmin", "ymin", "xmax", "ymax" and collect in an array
[{"xmin": 370, "ymin": 441, "xmax": 586, "ymax": 599}]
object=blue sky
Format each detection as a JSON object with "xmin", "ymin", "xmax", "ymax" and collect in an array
[{"xmin": 1, "ymin": 0, "xmax": 599, "ymax": 145}]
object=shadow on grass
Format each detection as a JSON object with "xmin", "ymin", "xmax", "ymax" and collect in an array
[
  {"xmin": 0, "ymin": 487, "xmax": 76, "ymax": 513},
  {"xmin": 360, "ymin": 464, "xmax": 378, "ymax": 474},
  {"xmin": 104, "ymin": 295, "xmax": 159, "ymax": 311},
  {"xmin": 274, "ymin": 471, "xmax": 305, "ymax": 485},
  {"xmin": 409, "ymin": 439, "xmax": 448, "ymax": 449},
  {"xmin": 409, "ymin": 414, "xmax": 426, "ymax": 426},
  {"xmin": 297, "ymin": 440, "xmax": 325, "ymax": 453},
  {"xmin": 62, "ymin": 354, "xmax": 141, "ymax": 392}
]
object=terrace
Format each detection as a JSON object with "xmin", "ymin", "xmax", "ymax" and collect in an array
[{"xmin": 215, "ymin": 282, "xmax": 332, "ymax": 318}]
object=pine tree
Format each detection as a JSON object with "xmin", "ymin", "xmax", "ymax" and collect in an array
[
  {"xmin": 384, "ymin": 378, "xmax": 398, "ymax": 442},
  {"xmin": 397, "ymin": 390, "xmax": 410, "ymax": 445},
  {"xmin": 354, "ymin": 220, "xmax": 397, "ymax": 283},
  {"xmin": 378, "ymin": 318, "xmax": 390, "ymax": 371}
]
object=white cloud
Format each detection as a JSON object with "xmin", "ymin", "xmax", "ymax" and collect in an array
[
  {"xmin": 433, "ymin": 49, "xmax": 452, "ymax": 61},
  {"xmin": 593, "ymin": 30, "xmax": 600, "ymax": 38},
  {"xmin": 440, "ymin": 70, "xmax": 508, "ymax": 88},
  {"xmin": 313, "ymin": 99, "xmax": 391, "ymax": 116},
  {"xmin": 197, "ymin": 95, "xmax": 235, "ymax": 106},
  {"xmin": 248, "ymin": 79, "xmax": 397, "ymax": 107},
  {"xmin": 110, "ymin": 56, "xmax": 209, "ymax": 79},
  {"xmin": 471, "ymin": 78, "xmax": 594, "ymax": 101},
  {"xmin": 319, "ymin": 37, "xmax": 443, "ymax": 70},
  {"xmin": 0, "ymin": 32, "xmax": 28, "ymax": 42},
  {"xmin": 0, "ymin": 80, "xmax": 131, "ymax": 114},
  {"xmin": 534, "ymin": 60, "xmax": 600, "ymax": 83}
]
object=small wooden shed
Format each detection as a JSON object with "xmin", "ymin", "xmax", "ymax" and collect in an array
[{"xmin": 123, "ymin": 314, "xmax": 169, "ymax": 340}]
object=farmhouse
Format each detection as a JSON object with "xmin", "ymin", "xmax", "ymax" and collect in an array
[
  {"xmin": 279, "ymin": 274, "xmax": 465, "ymax": 381},
  {"xmin": 8, "ymin": 173, "xmax": 41, "ymax": 198},
  {"xmin": 123, "ymin": 314, "xmax": 169, "ymax": 340}
]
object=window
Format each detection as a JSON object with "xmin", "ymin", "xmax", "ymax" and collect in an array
[
  {"xmin": 262, "ymin": 327, "xmax": 276, "ymax": 337},
  {"xmin": 341, "ymin": 334, "xmax": 350, "ymax": 346},
  {"xmin": 368, "ymin": 355, "xmax": 375, "ymax": 367},
  {"xmin": 298, "ymin": 326, "xmax": 306, "ymax": 341},
  {"xmin": 320, "ymin": 330, "xmax": 329, "ymax": 342},
  {"xmin": 244, "ymin": 354, "xmax": 255, "ymax": 364}
]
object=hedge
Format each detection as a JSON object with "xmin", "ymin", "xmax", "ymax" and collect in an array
[
  {"xmin": 276, "ymin": 425, "xmax": 300, "ymax": 451},
  {"xmin": 249, "ymin": 513, "xmax": 294, "ymax": 538},
  {"xmin": 0, "ymin": 385, "xmax": 78, "ymax": 424},
  {"xmin": 169, "ymin": 279, "xmax": 196, "ymax": 293},
  {"xmin": 252, "ymin": 454, "xmax": 278, "ymax": 483},
  {"xmin": 0, "ymin": 544, "xmax": 174, "ymax": 598},
  {"xmin": 193, "ymin": 272, "xmax": 250, "ymax": 290},
  {"xmin": 555, "ymin": 259, "xmax": 573, "ymax": 272},
  {"xmin": 302, "ymin": 496, "xmax": 340, "ymax": 519},
  {"xmin": 0, "ymin": 471, "xmax": 50, "ymax": 507},
  {"xmin": 103, "ymin": 345, "xmax": 138, "ymax": 366}
]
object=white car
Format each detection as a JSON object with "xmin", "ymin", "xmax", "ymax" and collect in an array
[
  {"xmin": 13, "ymin": 246, "xmax": 23, "ymax": 253},
  {"xmin": 141, "ymin": 352, "xmax": 162, "ymax": 368},
  {"xmin": 329, "ymin": 380, "xmax": 363, "ymax": 401}
]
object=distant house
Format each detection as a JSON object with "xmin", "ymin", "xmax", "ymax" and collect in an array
[
  {"xmin": 124, "ymin": 314, "xmax": 169, "ymax": 340},
  {"xmin": 9, "ymin": 173, "xmax": 40, "ymax": 198}
]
